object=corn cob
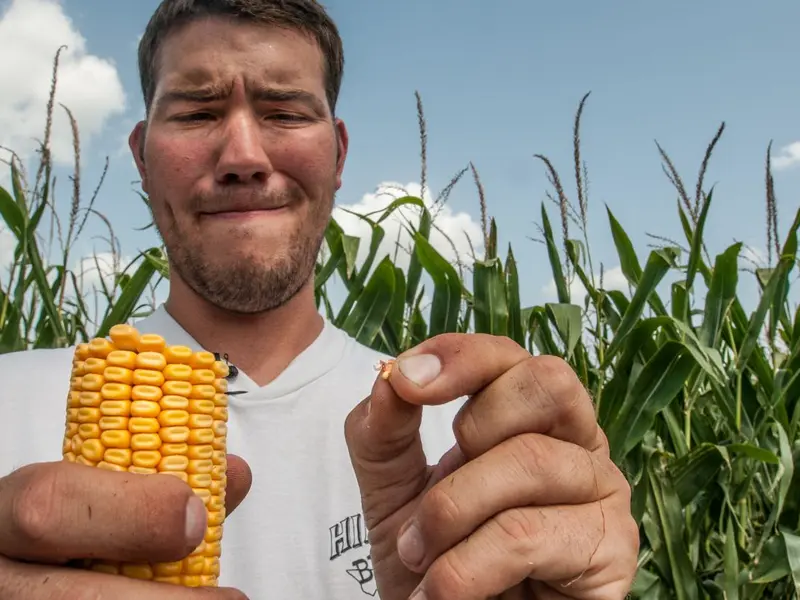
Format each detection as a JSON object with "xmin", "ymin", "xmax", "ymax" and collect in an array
[{"xmin": 61, "ymin": 324, "xmax": 230, "ymax": 587}]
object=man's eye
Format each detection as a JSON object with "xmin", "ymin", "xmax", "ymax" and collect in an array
[
  {"xmin": 175, "ymin": 113, "xmax": 213, "ymax": 122},
  {"xmin": 269, "ymin": 113, "xmax": 307, "ymax": 122}
]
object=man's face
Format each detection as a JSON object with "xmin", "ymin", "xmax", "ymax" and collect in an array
[{"xmin": 129, "ymin": 17, "xmax": 348, "ymax": 314}]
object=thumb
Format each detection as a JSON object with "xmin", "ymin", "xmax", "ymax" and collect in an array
[
  {"xmin": 345, "ymin": 361, "xmax": 428, "ymax": 529},
  {"xmin": 223, "ymin": 454, "xmax": 252, "ymax": 516}
]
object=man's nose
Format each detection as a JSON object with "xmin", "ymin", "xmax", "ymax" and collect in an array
[{"xmin": 215, "ymin": 112, "xmax": 273, "ymax": 184}]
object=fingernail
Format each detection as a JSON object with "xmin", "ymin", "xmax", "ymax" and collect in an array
[
  {"xmin": 185, "ymin": 495, "xmax": 207, "ymax": 544},
  {"xmin": 397, "ymin": 521, "xmax": 425, "ymax": 567},
  {"xmin": 409, "ymin": 586, "xmax": 427, "ymax": 600},
  {"xmin": 397, "ymin": 354, "xmax": 441, "ymax": 387}
]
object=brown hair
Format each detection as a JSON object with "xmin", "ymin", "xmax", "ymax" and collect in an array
[{"xmin": 137, "ymin": 0, "xmax": 344, "ymax": 115}]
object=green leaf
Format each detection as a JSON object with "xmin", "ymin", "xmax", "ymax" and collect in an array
[
  {"xmin": 726, "ymin": 443, "xmax": 779, "ymax": 465},
  {"xmin": 0, "ymin": 184, "xmax": 25, "ymax": 237},
  {"xmin": 749, "ymin": 535, "xmax": 790, "ymax": 583},
  {"xmin": 607, "ymin": 205, "xmax": 643, "ymax": 285},
  {"xmin": 540, "ymin": 203, "xmax": 569, "ymax": 304},
  {"xmin": 685, "ymin": 188, "xmax": 713, "ymax": 292},
  {"xmin": 341, "ymin": 256, "xmax": 396, "ymax": 348},
  {"xmin": 781, "ymin": 528, "xmax": 800, "ymax": 595},
  {"xmin": 646, "ymin": 454, "xmax": 702, "ymax": 600},
  {"xmin": 608, "ymin": 340, "xmax": 696, "ymax": 462},
  {"xmin": 22, "ymin": 221, "xmax": 66, "ymax": 344},
  {"xmin": 736, "ymin": 253, "xmax": 794, "ymax": 373},
  {"xmin": 473, "ymin": 257, "xmax": 509, "ymax": 336},
  {"xmin": 545, "ymin": 303, "xmax": 583, "ymax": 360},
  {"xmin": 341, "ymin": 234, "xmax": 361, "ymax": 279},
  {"xmin": 668, "ymin": 442, "xmax": 728, "ymax": 506},
  {"xmin": 602, "ymin": 247, "xmax": 678, "ymax": 368},
  {"xmin": 629, "ymin": 568, "xmax": 661, "ymax": 596},
  {"xmin": 671, "ymin": 281, "xmax": 688, "ymax": 323},
  {"xmin": 698, "ymin": 242, "xmax": 741, "ymax": 348},
  {"xmin": 413, "ymin": 233, "xmax": 461, "ymax": 336},
  {"xmin": 528, "ymin": 306, "xmax": 561, "ymax": 357},
  {"xmin": 334, "ymin": 220, "xmax": 386, "ymax": 326},
  {"xmin": 723, "ymin": 515, "xmax": 740, "ymax": 600},
  {"xmin": 504, "ymin": 245, "xmax": 525, "ymax": 347}
]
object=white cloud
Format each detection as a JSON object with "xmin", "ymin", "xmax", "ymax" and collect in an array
[
  {"xmin": 0, "ymin": 0, "xmax": 126, "ymax": 169},
  {"xmin": 772, "ymin": 141, "xmax": 800, "ymax": 171},
  {"xmin": 332, "ymin": 181, "xmax": 484, "ymax": 272},
  {"xmin": 541, "ymin": 265, "xmax": 629, "ymax": 304},
  {"xmin": 74, "ymin": 251, "xmax": 124, "ymax": 296}
]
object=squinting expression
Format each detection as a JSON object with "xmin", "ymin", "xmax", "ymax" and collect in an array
[{"xmin": 129, "ymin": 17, "xmax": 348, "ymax": 314}]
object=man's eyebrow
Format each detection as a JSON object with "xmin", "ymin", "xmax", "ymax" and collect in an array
[
  {"xmin": 156, "ymin": 84, "xmax": 327, "ymax": 114},
  {"xmin": 253, "ymin": 87, "xmax": 327, "ymax": 114},
  {"xmin": 157, "ymin": 83, "xmax": 230, "ymax": 105}
]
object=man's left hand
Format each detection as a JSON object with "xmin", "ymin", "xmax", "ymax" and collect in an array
[{"xmin": 345, "ymin": 333, "xmax": 639, "ymax": 600}]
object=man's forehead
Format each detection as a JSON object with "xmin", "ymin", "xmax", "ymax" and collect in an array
[
  {"xmin": 160, "ymin": 64, "xmax": 306, "ymax": 88},
  {"xmin": 155, "ymin": 46, "xmax": 324, "ymax": 96},
  {"xmin": 155, "ymin": 17, "xmax": 324, "ymax": 74}
]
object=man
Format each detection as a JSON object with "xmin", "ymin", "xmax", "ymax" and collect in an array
[{"xmin": 0, "ymin": 1, "xmax": 639, "ymax": 598}]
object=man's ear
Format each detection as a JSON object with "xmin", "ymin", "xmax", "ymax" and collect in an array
[
  {"xmin": 129, "ymin": 121, "xmax": 149, "ymax": 193},
  {"xmin": 333, "ymin": 118, "xmax": 349, "ymax": 191}
]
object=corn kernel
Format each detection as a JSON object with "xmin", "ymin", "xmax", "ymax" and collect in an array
[
  {"xmin": 104, "ymin": 366, "xmax": 134, "ymax": 385},
  {"xmin": 164, "ymin": 364, "xmax": 192, "ymax": 381},
  {"xmin": 137, "ymin": 333, "xmax": 166, "ymax": 353},
  {"xmin": 109, "ymin": 324, "xmax": 140, "ymax": 351},
  {"xmin": 165, "ymin": 345, "xmax": 193, "ymax": 364},
  {"xmin": 107, "ymin": 350, "xmax": 137, "ymax": 370}
]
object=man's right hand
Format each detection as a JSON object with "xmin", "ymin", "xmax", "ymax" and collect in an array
[{"xmin": 0, "ymin": 457, "xmax": 253, "ymax": 598}]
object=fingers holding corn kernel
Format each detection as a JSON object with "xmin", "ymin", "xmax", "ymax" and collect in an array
[{"xmin": 59, "ymin": 324, "xmax": 232, "ymax": 588}]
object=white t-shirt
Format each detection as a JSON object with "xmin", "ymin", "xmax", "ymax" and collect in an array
[{"xmin": 0, "ymin": 305, "xmax": 460, "ymax": 598}]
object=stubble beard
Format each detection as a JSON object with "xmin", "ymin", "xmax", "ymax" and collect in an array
[{"xmin": 159, "ymin": 194, "xmax": 333, "ymax": 315}]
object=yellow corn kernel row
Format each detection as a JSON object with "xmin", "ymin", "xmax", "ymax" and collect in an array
[{"xmin": 62, "ymin": 324, "xmax": 230, "ymax": 588}]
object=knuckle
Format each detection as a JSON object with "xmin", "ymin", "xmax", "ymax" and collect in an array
[
  {"xmin": 452, "ymin": 405, "xmax": 480, "ymax": 451},
  {"xmin": 10, "ymin": 463, "xmax": 62, "ymax": 543},
  {"xmin": 492, "ymin": 334, "xmax": 525, "ymax": 352},
  {"xmin": 424, "ymin": 551, "xmax": 474, "ymax": 599},
  {"xmin": 617, "ymin": 469, "xmax": 634, "ymax": 503},
  {"xmin": 495, "ymin": 507, "xmax": 535, "ymax": 544},
  {"xmin": 603, "ymin": 457, "xmax": 633, "ymax": 502},
  {"xmin": 593, "ymin": 424, "xmax": 612, "ymax": 456},
  {"xmin": 520, "ymin": 355, "xmax": 587, "ymax": 424},
  {"xmin": 511, "ymin": 434, "xmax": 550, "ymax": 478},
  {"xmin": 421, "ymin": 484, "xmax": 462, "ymax": 531},
  {"xmin": 621, "ymin": 512, "xmax": 640, "ymax": 553},
  {"xmin": 607, "ymin": 515, "xmax": 640, "ymax": 585}
]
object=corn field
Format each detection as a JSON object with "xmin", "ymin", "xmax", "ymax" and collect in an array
[{"xmin": 2, "ymin": 54, "xmax": 800, "ymax": 598}]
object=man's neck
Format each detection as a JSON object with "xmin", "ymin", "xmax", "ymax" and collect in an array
[{"xmin": 163, "ymin": 279, "xmax": 323, "ymax": 387}]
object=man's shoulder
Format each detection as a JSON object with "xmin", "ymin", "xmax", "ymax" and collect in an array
[
  {"xmin": 0, "ymin": 347, "xmax": 76, "ymax": 472},
  {"xmin": 0, "ymin": 346, "xmax": 75, "ymax": 401},
  {"xmin": 0, "ymin": 346, "xmax": 75, "ymax": 373}
]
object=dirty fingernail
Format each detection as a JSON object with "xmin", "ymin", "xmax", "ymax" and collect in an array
[{"xmin": 397, "ymin": 354, "xmax": 441, "ymax": 387}]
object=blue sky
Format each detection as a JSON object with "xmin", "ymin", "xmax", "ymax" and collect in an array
[{"xmin": 1, "ymin": 0, "xmax": 798, "ymax": 315}]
